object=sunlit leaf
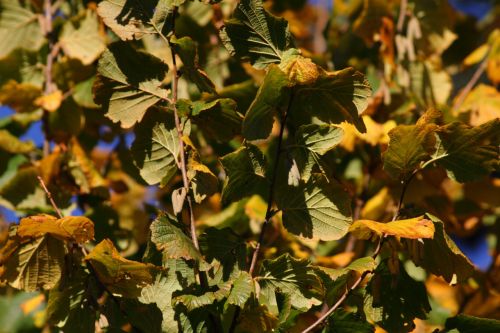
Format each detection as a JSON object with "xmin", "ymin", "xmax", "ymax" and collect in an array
[
  {"xmin": 0, "ymin": 80, "xmax": 41, "ymax": 113},
  {"xmin": 94, "ymin": 42, "xmax": 170, "ymax": 128},
  {"xmin": 349, "ymin": 216, "xmax": 435, "ymax": 240},
  {"xmin": 0, "ymin": 0, "xmax": 44, "ymax": 59},
  {"xmin": 276, "ymin": 174, "xmax": 352, "ymax": 241},
  {"xmin": 66, "ymin": 138, "xmax": 106, "ymax": 194},
  {"xmin": 0, "ymin": 129, "xmax": 34, "ymax": 154},
  {"xmin": 17, "ymin": 215, "xmax": 94, "ymax": 243},
  {"xmin": 220, "ymin": 0, "xmax": 294, "ymax": 69},
  {"xmin": 226, "ymin": 271, "xmax": 253, "ymax": 307}
]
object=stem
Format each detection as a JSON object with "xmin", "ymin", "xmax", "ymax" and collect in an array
[
  {"xmin": 301, "ymin": 169, "xmax": 417, "ymax": 333},
  {"xmin": 37, "ymin": 176, "xmax": 63, "ymax": 218},
  {"xmin": 248, "ymin": 93, "xmax": 293, "ymax": 277},
  {"xmin": 396, "ymin": 0, "xmax": 408, "ymax": 33},
  {"xmin": 166, "ymin": 8, "xmax": 200, "ymax": 251},
  {"xmin": 452, "ymin": 55, "xmax": 488, "ymax": 112}
]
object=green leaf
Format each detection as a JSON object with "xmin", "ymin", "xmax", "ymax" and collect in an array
[
  {"xmin": 242, "ymin": 65, "xmax": 291, "ymax": 140},
  {"xmin": 323, "ymin": 309, "xmax": 375, "ymax": 333},
  {"xmin": 150, "ymin": 214, "xmax": 202, "ymax": 261},
  {"xmin": 403, "ymin": 215, "xmax": 475, "ymax": 284},
  {"xmin": 226, "ymin": 271, "xmax": 253, "ymax": 307},
  {"xmin": 0, "ymin": 234, "xmax": 65, "ymax": 291},
  {"xmin": 97, "ymin": 0, "xmax": 182, "ymax": 41},
  {"xmin": 234, "ymin": 302, "xmax": 278, "ymax": 333},
  {"xmin": 383, "ymin": 109, "xmax": 440, "ymax": 179},
  {"xmin": 288, "ymin": 124, "xmax": 344, "ymax": 182},
  {"xmin": 318, "ymin": 256, "xmax": 377, "ymax": 281},
  {"xmin": 187, "ymin": 157, "xmax": 218, "ymax": 204},
  {"xmin": 0, "ymin": 0, "xmax": 44, "ymax": 59},
  {"xmin": 220, "ymin": 0, "xmax": 293, "ymax": 69},
  {"xmin": 190, "ymin": 98, "xmax": 243, "ymax": 141},
  {"xmin": 131, "ymin": 111, "xmax": 180, "ymax": 186},
  {"xmin": 220, "ymin": 144, "xmax": 268, "ymax": 205},
  {"xmin": 94, "ymin": 42, "xmax": 170, "ymax": 128},
  {"xmin": 0, "ymin": 129, "xmax": 34, "ymax": 154},
  {"xmin": 59, "ymin": 10, "xmax": 106, "ymax": 65},
  {"xmin": 276, "ymin": 174, "xmax": 353, "ymax": 241},
  {"xmin": 444, "ymin": 315, "xmax": 500, "ymax": 333},
  {"xmin": 171, "ymin": 36, "xmax": 216, "ymax": 93},
  {"xmin": 291, "ymin": 68, "xmax": 371, "ymax": 133},
  {"xmin": 0, "ymin": 165, "xmax": 38, "ymax": 207},
  {"xmin": 199, "ymin": 228, "xmax": 247, "ymax": 279},
  {"xmin": 174, "ymin": 281, "xmax": 232, "ymax": 311},
  {"xmin": 364, "ymin": 258, "xmax": 431, "ymax": 333},
  {"xmin": 431, "ymin": 119, "xmax": 500, "ymax": 182},
  {"xmin": 257, "ymin": 254, "xmax": 322, "ymax": 312}
]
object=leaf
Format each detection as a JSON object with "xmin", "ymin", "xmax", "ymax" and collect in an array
[
  {"xmin": 34, "ymin": 90, "xmax": 63, "ymax": 112},
  {"xmin": 352, "ymin": 0, "xmax": 391, "ymax": 45},
  {"xmin": 171, "ymin": 36, "xmax": 216, "ymax": 93},
  {"xmin": 66, "ymin": 138, "xmax": 106, "ymax": 194},
  {"xmin": 457, "ymin": 84, "xmax": 500, "ymax": 126},
  {"xmin": 291, "ymin": 68, "xmax": 371, "ymax": 133},
  {"xmin": 226, "ymin": 271, "xmax": 253, "ymax": 307},
  {"xmin": 404, "ymin": 215, "xmax": 475, "ymax": 284},
  {"xmin": 349, "ymin": 216, "xmax": 435, "ymax": 240},
  {"xmin": 431, "ymin": 119, "xmax": 500, "ymax": 182},
  {"xmin": 0, "ymin": 80, "xmax": 41, "ymax": 113},
  {"xmin": 220, "ymin": 144, "xmax": 268, "ymax": 205},
  {"xmin": 257, "ymin": 254, "xmax": 323, "ymax": 312},
  {"xmin": 445, "ymin": 315, "xmax": 500, "ymax": 333},
  {"xmin": 279, "ymin": 49, "xmax": 322, "ymax": 86},
  {"xmin": 150, "ymin": 214, "xmax": 201, "ymax": 261},
  {"xmin": 234, "ymin": 302, "xmax": 278, "ymax": 333},
  {"xmin": 288, "ymin": 124, "xmax": 344, "ymax": 182},
  {"xmin": 242, "ymin": 65, "xmax": 291, "ymax": 140},
  {"xmin": 364, "ymin": 258, "xmax": 431, "ymax": 333},
  {"xmin": 0, "ymin": 0, "xmax": 44, "ymax": 59},
  {"xmin": 174, "ymin": 281, "xmax": 232, "ymax": 311},
  {"xmin": 93, "ymin": 42, "xmax": 170, "ymax": 128},
  {"xmin": 189, "ymin": 98, "xmax": 243, "ymax": 141},
  {"xmin": 0, "ymin": 165, "xmax": 38, "ymax": 207},
  {"xmin": 59, "ymin": 10, "xmax": 106, "ymax": 65},
  {"xmin": 171, "ymin": 187, "xmax": 187, "ymax": 215},
  {"xmin": 486, "ymin": 29, "xmax": 500, "ymax": 85},
  {"xmin": 84, "ymin": 239, "xmax": 155, "ymax": 298},
  {"xmin": 17, "ymin": 215, "xmax": 95, "ymax": 243},
  {"xmin": 318, "ymin": 257, "xmax": 377, "ymax": 281},
  {"xmin": 383, "ymin": 109, "xmax": 439, "ymax": 179},
  {"xmin": 97, "ymin": 0, "xmax": 181, "ymax": 41},
  {"xmin": 0, "ymin": 233, "xmax": 65, "ymax": 291},
  {"xmin": 199, "ymin": 228, "xmax": 247, "ymax": 279},
  {"xmin": 0, "ymin": 129, "xmax": 34, "ymax": 154},
  {"xmin": 187, "ymin": 157, "xmax": 218, "ymax": 204},
  {"xmin": 324, "ymin": 309, "xmax": 375, "ymax": 333},
  {"xmin": 131, "ymin": 111, "xmax": 180, "ymax": 186},
  {"xmin": 220, "ymin": 0, "xmax": 294, "ymax": 69},
  {"xmin": 276, "ymin": 174, "xmax": 353, "ymax": 241}
]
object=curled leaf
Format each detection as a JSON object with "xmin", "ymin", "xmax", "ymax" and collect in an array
[{"xmin": 349, "ymin": 216, "xmax": 435, "ymax": 240}]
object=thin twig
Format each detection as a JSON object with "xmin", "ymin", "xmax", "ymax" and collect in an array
[
  {"xmin": 248, "ymin": 93, "xmax": 293, "ymax": 277},
  {"xmin": 301, "ymin": 169, "xmax": 417, "ymax": 333},
  {"xmin": 166, "ymin": 8, "xmax": 200, "ymax": 251},
  {"xmin": 452, "ymin": 55, "xmax": 489, "ymax": 112},
  {"xmin": 397, "ymin": 0, "xmax": 408, "ymax": 33},
  {"xmin": 37, "ymin": 176, "xmax": 63, "ymax": 218}
]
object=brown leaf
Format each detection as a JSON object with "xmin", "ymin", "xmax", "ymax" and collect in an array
[{"xmin": 17, "ymin": 214, "xmax": 95, "ymax": 243}]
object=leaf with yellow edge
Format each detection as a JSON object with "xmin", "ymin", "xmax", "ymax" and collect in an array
[
  {"xmin": 0, "ymin": 129, "xmax": 34, "ymax": 154},
  {"xmin": 279, "ymin": 49, "xmax": 321, "ymax": 86},
  {"xmin": 17, "ymin": 215, "xmax": 94, "ymax": 243},
  {"xmin": 457, "ymin": 84, "xmax": 500, "ymax": 126},
  {"xmin": 34, "ymin": 90, "xmax": 63, "ymax": 112},
  {"xmin": 85, "ymin": 239, "xmax": 156, "ymax": 298},
  {"xmin": 0, "ymin": 80, "xmax": 41, "ymax": 113},
  {"xmin": 349, "ymin": 216, "xmax": 435, "ymax": 240},
  {"xmin": 66, "ymin": 138, "xmax": 106, "ymax": 194},
  {"xmin": 187, "ymin": 157, "xmax": 218, "ymax": 204}
]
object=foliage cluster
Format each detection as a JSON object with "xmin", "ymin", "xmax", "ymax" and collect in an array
[{"xmin": 0, "ymin": 0, "xmax": 499, "ymax": 332}]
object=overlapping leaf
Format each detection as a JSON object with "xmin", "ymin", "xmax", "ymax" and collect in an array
[
  {"xmin": 276, "ymin": 174, "xmax": 353, "ymax": 241},
  {"xmin": 220, "ymin": 0, "xmax": 293, "ymax": 69},
  {"xmin": 349, "ymin": 216, "xmax": 435, "ymax": 240},
  {"xmin": 0, "ymin": 129, "xmax": 34, "ymax": 154},
  {"xmin": 93, "ymin": 42, "xmax": 170, "ymax": 128},
  {"xmin": 17, "ymin": 214, "xmax": 94, "ymax": 243}
]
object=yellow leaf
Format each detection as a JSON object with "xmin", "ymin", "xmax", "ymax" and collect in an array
[
  {"xmin": 17, "ymin": 215, "xmax": 94, "ymax": 243},
  {"xmin": 463, "ymin": 44, "xmax": 488, "ymax": 66},
  {"xmin": 85, "ymin": 239, "xmax": 156, "ymax": 298},
  {"xmin": 280, "ymin": 53, "xmax": 321, "ymax": 85},
  {"xmin": 20, "ymin": 294, "xmax": 45, "ymax": 314},
  {"xmin": 0, "ymin": 80, "xmax": 42, "ymax": 113},
  {"xmin": 34, "ymin": 90, "xmax": 63, "ymax": 112},
  {"xmin": 361, "ymin": 187, "xmax": 392, "ymax": 221},
  {"xmin": 458, "ymin": 84, "xmax": 500, "ymax": 126},
  {"xmin": 349, "ymin": 216, "xmax": 435, "ymax": 240}
]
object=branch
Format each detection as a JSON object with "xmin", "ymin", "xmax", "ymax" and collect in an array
[
  {"xmin": 37, "ymin": 176, "xmax": 63, "ymax": 219},
  {"xmin": 248, "ymin": 92, "xmax": 293, "ymax": 277}
]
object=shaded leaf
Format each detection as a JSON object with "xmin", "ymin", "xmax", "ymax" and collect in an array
[
  {"xmin": 318, "ymin": 256, "xmax": 377, "ymax": 281},
  {"xmin": 66, "ymin": 138, "xmax": 107, "ymax": 194},
  {"xmin": 0, "ymin": 80, "xmax": 41, "ymax": 113},
  {"xmin": 131, "ymin": 111, "xmax": 180, "ymax": 186},
  {"xmin": 276, "ymin": 174, "xmax": 353, "ymax": 241},
  {"xmin": 445, "ymin": 315, "xmax": 500, "ymax": 333},
  {"xmin": 257, "ymin": 254, "xmax": 322, "ymax": 312},
  {"xmin": 150, "ymin": 214, "xmax": 201, "ymax": 261},
  {"xmin": 364, "ymin": 258, "xmax": 431, "ymax": 333},
  {"xmin": 220, "ymin": 0, "xmax": 293, "ymax": 69},
  {"xmin": 349, "ymin": 216, "xmax": 435, "ymax": 240},
  {"xmin": 85, "ymin": 239, "xmax": 155, "ymax": 298},
  {"xmin": 94, "ymin": 42, "xmax": 170, "ymax": 128},
  {"xmin": 175, "ymin": 281, "xmax": 232, "ymax": 311},
  {"xmin": 220, "ymin": 143, "xmax": 268, "ymax": 205},
  {"xmin": 171, "ymin": 36, "xmax": 216, "ymax": 93},
  {"xmin": 404, "ymin": 215, "xmax": 475, "ymax": 284},
  {"xmin": 324, "ymin": 309, "xmax": 375, "ymax": 333},
  {"xmin": 187, "ymin": 157, "xmax": 218, "ymax": 204},
  {"xmin": 0, "ymin": 0, "xmax": 44, "ymax": 59},
  {"xmin": 242, "ymin": 65, "xmax": 291, "ymax": 140},
  {"xmin": 59, "ymin": 10, "xmax": 106, "ymax": 65}
]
